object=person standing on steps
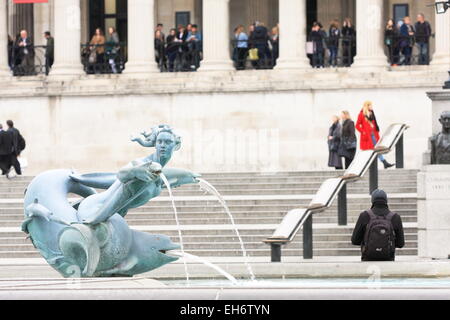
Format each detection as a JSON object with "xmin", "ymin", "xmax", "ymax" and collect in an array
[
  {"xmin": 328, "ymin": 115, "xmax": 343, "ymax": 170},
  {"xmin": 355, "ymin": 101, "xmax": 394, "ymax": 169},
  {"xmin": 44, "ymin": 31, "xmax": 54, "ymax": 75},
  {"xmin": 338, "ymin": 110, "xmax": 357, "ymax": 169},
  {"xmin": 351, "ymin": 189, "xmax": 405, "ymax": 261}
]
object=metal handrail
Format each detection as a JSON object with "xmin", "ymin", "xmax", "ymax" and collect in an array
[
  {"xmin": 10, "ymin": 44, "xmax": 48, "ymax": 76},
  {"xmin": 80, "ymin": 42, "xmax": 127, "ymax": 74},
  {"xmin": 263, "ymin": 123, "xmax": 409, "ymax": 260}
]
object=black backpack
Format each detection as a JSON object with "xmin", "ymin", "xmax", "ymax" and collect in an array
[{"xmin": 363, "ymin": 209, "xmax": 395, "ymax": 261}]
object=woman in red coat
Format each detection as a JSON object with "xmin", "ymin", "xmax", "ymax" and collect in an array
[{"xmin": 355, "ymin": 101, "xmax": 394, "ymax": 169}]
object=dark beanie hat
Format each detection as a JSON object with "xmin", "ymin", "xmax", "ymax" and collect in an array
[{"xmin": 371, "ymin": 189, "xmax": 388, "ymax": 205}]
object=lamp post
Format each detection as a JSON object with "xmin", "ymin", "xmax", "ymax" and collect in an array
[{"xmin": 435, "ymin": 1, "xmax": 450, "ymax": 88}]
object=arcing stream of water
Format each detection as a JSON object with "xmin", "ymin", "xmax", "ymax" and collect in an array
[
  {"xmin": 197, "ymin": 178, "xmax": 256, "ymax": 281},
  {"xmin": 169, "ymin": 251, "xmax": 238, "ymax": 285},
  {"xmin": 160, "ymin": 174, "xmax": 255, "ymax": 283},
  {"xmin": 160, "ymin": 173, "xmax": 190, "ymax": 283}
]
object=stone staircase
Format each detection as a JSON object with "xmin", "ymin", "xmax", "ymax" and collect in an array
[{"xmin": 0, "ymin": 170, "xmax": 418, "ymax": 259}]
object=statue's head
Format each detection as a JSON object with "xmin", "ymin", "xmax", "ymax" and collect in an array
[
  {"xmin": 439, "ymin": 111, "xmax": 450, "ymax": 131},
  {"xmin": 147, "ymin": 125, "xmax": 181, "ymax": 163}
]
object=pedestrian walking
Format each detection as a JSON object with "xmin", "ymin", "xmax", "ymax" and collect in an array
[
  {"xmin": 0, "ymin": 124, "xmax": 13, "ymax": 175},
  {"xmin": 5, "ymin": 120, "xmax": 25, "ymax": 178},
  {"xmin": 355, "ymin": 101, "xmax": 394, "ymax": 169}
]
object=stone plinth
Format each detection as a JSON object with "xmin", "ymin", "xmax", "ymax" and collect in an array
[{"xmin": 418, "ymin": 165, "xmax": 450, "ymax": 259}]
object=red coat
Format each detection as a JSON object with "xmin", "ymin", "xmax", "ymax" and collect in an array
[{"xmin": 355, "ymin": 110, "xmax": 380, "ymax": 150}]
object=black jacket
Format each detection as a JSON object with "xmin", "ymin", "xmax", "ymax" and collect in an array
[
  {"xmin": 338, "ymin": 119, "xmax": 356, "ymax": 159},
  {"xmin": 250, "ymin": 26, "xmax": 269, "ymax": 47},
  {"xmin": 351, "ymin": 204, "xmax": 405, "ymax": 261},
  {"xmin": 7, "ymin": 127, "xmax": 20, "ymax": 155},
  {"xmin": 414, "ymin": 21, "xmax": 431, "ymax": 43},
  {"xmin": 341, "ymin": 119, "xmax": 356, "ymax": 140},
  {"xmin": 328, "ymin": 27, "xmax": 340, "ymax": 47},
  {"xmin": 14, "ymin": 37, "xmax": 35, "ymax": 61},
  {"xmin": 341, "ymin": 26, "xmax": 356, "ymax": 43},
  {"xmin": 309, "ymin": 30, "xmax": 326, "ymax": 52},
  {"xmin": 328, "ymin": 122, "xmax": 341, "ymax": 152},
  {"xmin": 0, "ymin": 130, "xmax": 13, "ymax": 155}
]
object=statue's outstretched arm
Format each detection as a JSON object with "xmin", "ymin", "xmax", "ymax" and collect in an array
[{"xmin": 117, "ymin": 160, "xmax": 161, "ymax": 184}]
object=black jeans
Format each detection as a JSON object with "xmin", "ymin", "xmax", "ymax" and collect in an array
[
  {"xmin": 0, "ymin": 155, "xmax": 10, "ymax": 174},
  {"xmin": 236, "ymin": 48, "xmax": 248, "ymax": 69},
  {"xmin": 45, "ymin": 57, "xmax": 53, "ymax": 75},
  {"xmin": 9, "ymin": 153, "xmax": 21, "ymax": 175},
  {"xmin": 344, "ymin": 157, "xmax": 353, "ymax": 169}
]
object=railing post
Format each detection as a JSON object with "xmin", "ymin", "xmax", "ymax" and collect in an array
[
  {"xmin": 337, "ymin": 184, "xmax": 347, "ymax": 225},
  {"xmin": 369, "ymin": 159, "xmax": 378, "ymax": 194},
  {"xmin": 395, "ymin": 134, "xmax": 404, "ymax": 169},
  {"xmin": 303, "ymin": 214, "xmax": 313, "ymax": 259},
  {"xmin": 271, "ymin": 243, "xmax": 281, "ymax": 262}
]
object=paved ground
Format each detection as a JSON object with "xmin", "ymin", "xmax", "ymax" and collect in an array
[
  {"xmin": 1, "ymin": 256, "xmax": 449, "ymax": 279},
  {"xmin": 0, "ymin": 279, "xmax": 449, "ymax": 300},
  {"xmin": 0, "ymin": 252, "xmax": 449, "ymax": 299}
]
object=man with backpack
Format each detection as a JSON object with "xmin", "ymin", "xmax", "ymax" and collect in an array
[
  {"xmin": 351, "ymin": 189, "xmax": 405, "ymax": 261},
  {"xmin": 6, "ymin": 120, "xmax": 25, "ymax": 178}
]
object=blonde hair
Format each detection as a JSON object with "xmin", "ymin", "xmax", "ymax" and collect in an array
[
  {"xmin": 341, "ymin": 110, "xmax": 352, "ymax": 120},
  {"xmin": 362, "ymin": 101, "xmax": 373, "ymax": 117}
]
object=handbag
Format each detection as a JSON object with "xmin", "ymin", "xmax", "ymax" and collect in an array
[
  {"xmin": 248, "ymin": 48, "xmax": 259, "ymax": 61},
  {"xmin": 88, "ymin": 50, "xmax": 97, "ymax": 64},
  {"xmin": 306, "ymin": 41, "xmax": 315, "ymax": 54},
  {"xmin": 343, "ymin": 138, "xmax": 357, "ymax": 150}
]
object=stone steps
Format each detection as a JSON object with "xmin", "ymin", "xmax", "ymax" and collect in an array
[
  {"xmin": 2, "ymin": 187, "xmax": 418, "ymax": 197},
  {"xmin": 0, "ymin": 248, "xmax": 418, "ymax": 258},
  {"xmin": 0, "ymin": 169, "xmax": 419, "ymax": 260},
  {"xmin": 0, "ymin": 217, "xmax": 419, "ymax": 227},
  {"xmin": 0, "ymin": 176, "xmax": 417, "ymax": 188}
]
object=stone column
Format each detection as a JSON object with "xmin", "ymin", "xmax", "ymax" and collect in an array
[
  {"xmin": 124, "ymin": 0, "xmax": 158, "ymax": 74},
  {"xmin": 431, "ymin": 1, "xmax": 450, "ymax": 68},
  {"xmin": 50, "ymin": 0, "xmax": 83, "ymax": 76},
  {"xmin": 199, "ymin": 0, "xmax": 234, "ymax": 71},
  {"xmin": 246, "ymin": 0, "xmax": 270, "ymax": 26},
  {"xmin": 352, "ymin": 0, "xmax": 386, "ymax": 69},
  {"xmin": 275, "ymin": 0, "xmax": 310, "ymax": 70},
  {"xmin": 0, "ymin": 0, "xmax": 9, "ymax": 76},
  {"xmin": 33, "ymin": 1, "xmax": 50, "ymax": 46}
]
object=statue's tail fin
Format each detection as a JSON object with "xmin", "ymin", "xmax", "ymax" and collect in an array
[{"xmin": 58, "ymin": 224, "xmax": 100, "ymax": 277}]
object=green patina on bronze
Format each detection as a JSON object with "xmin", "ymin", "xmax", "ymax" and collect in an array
[{"xmin": 21, "ymin": 125, "xmax": 200, "ymax": 277}]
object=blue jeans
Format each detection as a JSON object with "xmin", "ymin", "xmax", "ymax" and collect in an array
[
  {"xmin": 371, "ymin": 133, "xmax": 385, "ymax": 162},
  {"xmin": 417, "ymin": 42, "xmax": 429, "ymax": 65},
  {"xmin": 329, "ymin": 46, "xmax": 338, "ymax": 66}
]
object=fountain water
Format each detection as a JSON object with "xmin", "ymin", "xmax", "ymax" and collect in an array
[
  {"xmin": 197, "ymin": 178, "xmax": 256, "ymax": 281},
  {"xmin": 160, "ymin": 173, "xmax": 190, "ymax": 283},
  {"xmin": 169, "ymin": 251, "xmax": 238, "ymax": 285}
]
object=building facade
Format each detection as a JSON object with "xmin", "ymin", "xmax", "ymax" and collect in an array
[{"xmin": 0, "ymin": 0, "xmax": 449, "ymax": 175}]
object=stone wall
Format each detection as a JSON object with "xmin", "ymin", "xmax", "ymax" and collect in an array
[{"xmin": 0, "ymin": 70, "xmax": 439, "ymax": 174}]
